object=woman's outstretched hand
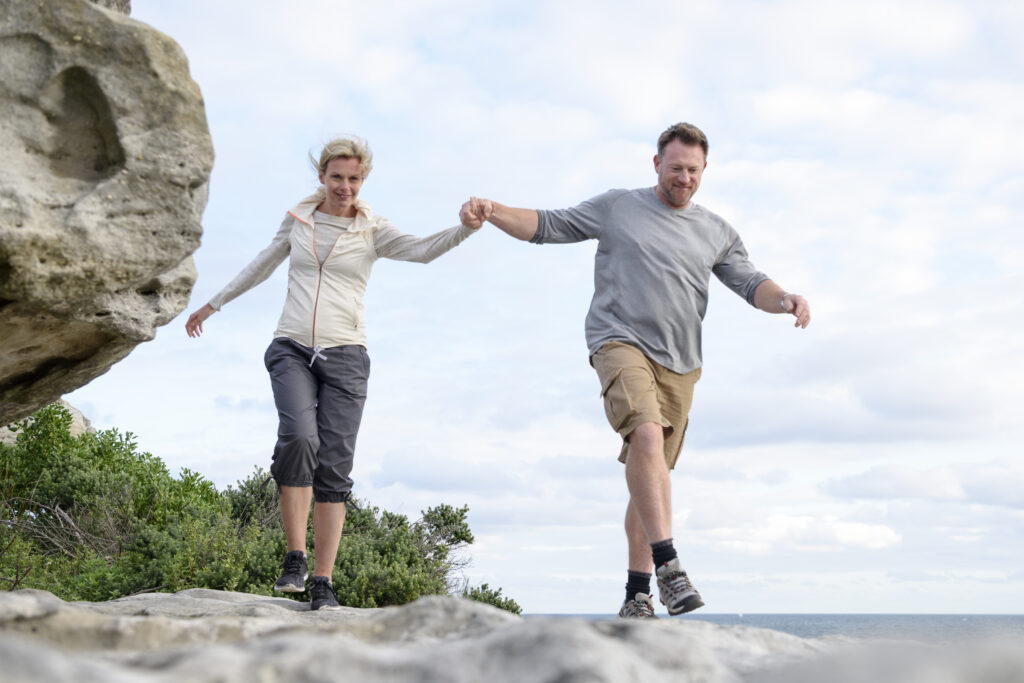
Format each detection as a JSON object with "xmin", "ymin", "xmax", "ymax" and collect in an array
[{"xmin": 185, "ymin": 304, "xmax": 215, "ymax": 338}]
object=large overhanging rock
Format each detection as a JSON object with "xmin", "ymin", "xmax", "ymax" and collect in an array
[
  {"xmin": 0, "ymin": 0, "xmax": 212, "ymax": 425},
  {"xmin": 89, "ymin": 0, "xmax": 131, "ymax": 14}
]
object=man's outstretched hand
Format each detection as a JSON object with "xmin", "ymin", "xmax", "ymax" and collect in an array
[{"xmin": 783, "ymin": 294, "xmax": 811, "ymax": 329}]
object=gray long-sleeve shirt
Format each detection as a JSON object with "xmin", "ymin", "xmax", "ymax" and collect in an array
[{"xmin": 533, "ymin": 187, "xmax": 768, "ymax": 374}]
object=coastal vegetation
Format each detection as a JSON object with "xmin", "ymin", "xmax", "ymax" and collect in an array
[{"xmin": 0, "ymin": 404, "xmax": 520, "ymax": 614}]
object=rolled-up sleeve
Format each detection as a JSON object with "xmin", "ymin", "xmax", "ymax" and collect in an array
[{"xmin": 712, "ymin": 234, "xmax": 769, "ymax": 305}]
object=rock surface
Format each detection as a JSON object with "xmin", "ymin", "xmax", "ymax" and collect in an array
[
  {"xmin": 0, "ymin": 589, "xmax": 1021, "ymax": 683},
  {"xmin": 0, "ymin": 0, "xmax": 212, "ymax": 425},
  {"xmin": 89, "ymin": 0, "xmax": 131, "ymax": 14}
]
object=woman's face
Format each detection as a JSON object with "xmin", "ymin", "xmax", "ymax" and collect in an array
[{"xmin": 318, "ymin": 157, "xmax": 364, "ymax": 217}]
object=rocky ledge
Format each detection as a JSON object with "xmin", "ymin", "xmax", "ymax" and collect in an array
[
  {"xmin": 1, "ymin": 589, "xmax": 1022, "ymax": 682},
  {"xmin": 0, "ymin": 0, "xmax": 213, "ymax": 425}
]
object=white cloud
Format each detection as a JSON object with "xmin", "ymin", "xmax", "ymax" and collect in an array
[
  {"xmin": 824, "ymin": 459, "xmax": 1024, "ymax": 509},
  {"xmin": 960, "ymin": 460, "xmax": 1024, "ymax": 509},
  {"xmin": 824, "ymin": 465, "xmax": 967, "ymax": 503},
  {"xmin": 691, "ymin": 514, "xmax": 901, "ymax": 555}
]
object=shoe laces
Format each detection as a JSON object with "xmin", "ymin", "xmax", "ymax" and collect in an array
[
  {"xmin": 663, "ymin": 568, "xmax": 694, "ymax": 592},
  {"xmin": 633, "ymin": 597, "xmax": 655, "ymax": 617},
  {"xmin": 282, "ymin": 552, "xmax": 305, "ymax": 573}
]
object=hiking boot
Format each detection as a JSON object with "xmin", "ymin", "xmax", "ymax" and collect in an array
[
  {"xmin": 618, "ymin": 592, "xmax": 658, "ymax": 618},
  {"xmin": 656, "ymin": 558, "xmax": 704, "ymax": 615},
  {"xmin": 309, "ymin": 575, "xmax": 341, "ymax": 611},
  {"xmin": 273, "ymin": 550, "xmax": 308, "ymax": 593}
]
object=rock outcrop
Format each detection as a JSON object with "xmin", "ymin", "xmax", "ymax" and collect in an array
[
  {"xmin": 89, "ymin": 0, "xmax": 131, "ymax": 14},
  {"xmin": 0, "ymin": 589, "xmax": 1021, "ymax": 682},
  {"xmin": 0, "ymin": 0, "xmax": 212, "ymax": 425}
]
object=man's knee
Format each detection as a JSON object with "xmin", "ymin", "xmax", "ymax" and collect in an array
[{"xmin": 629, "ymin": 422, "xmax": 665, "ymax": 452}]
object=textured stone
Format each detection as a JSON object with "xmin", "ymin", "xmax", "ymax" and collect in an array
[
  {"xmin": 89, "ymin": 0, "xmax": 131, "ymax": 14},
  {"xmin": 1, "ymin": 589, "xmax": 1020, "ymax": 682},
  {"xmin": 0, "ymin": 0, "xmax": 212, "ymax": 425}
]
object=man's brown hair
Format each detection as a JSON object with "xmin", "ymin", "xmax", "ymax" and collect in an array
[{"xmin": 657, "ymin": 122, "xmax": 709, "ymax": 159}]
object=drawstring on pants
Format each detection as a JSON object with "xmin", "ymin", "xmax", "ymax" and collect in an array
[{"xmin": 308, "ymin": 345, "xmax": 328, "ymax": 367}]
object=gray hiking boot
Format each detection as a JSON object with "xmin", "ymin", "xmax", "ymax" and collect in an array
[
  {"xmin": 656, "ymin": 558, "xmax": 704, "ymax": 615},
  {"xmin": 618, "ymin": 592, "xmax": 658, "ymax": 618},
  {"xmin": 309, "ymin": 575, "xmax": 341, "ymax": 611},
  {"xmin": 273, "ymin": 550, "xmax": 308, "ymax": 593}
]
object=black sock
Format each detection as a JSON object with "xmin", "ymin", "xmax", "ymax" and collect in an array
[
  {"xmin": 650, "ymin": 538, "xmax": 678, "ymax": 568},
  {"xmin": 625, "ymin": 570, "xmax": 652, "ymax": 602}
]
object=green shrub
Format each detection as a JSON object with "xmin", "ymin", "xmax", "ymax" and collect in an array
[
  {"xmin": 463, "ymin": 582, "xmax": 523, "ymax": 615},
  {"xmin": 0, "ymin": 404, "xmax": 520, "ymax": 613},
  {"xmin": 331, "ymin": 501, "xmax": 473, "ymax": 607}
]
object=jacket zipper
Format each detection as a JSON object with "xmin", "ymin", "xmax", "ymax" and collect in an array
[
  {"xmin": 310, "ymin": 266, "xmax": 324, "ymax": 347},
  {"xmin": 307, "ymin": 213, "xmax": 348, "ymax": 347}
]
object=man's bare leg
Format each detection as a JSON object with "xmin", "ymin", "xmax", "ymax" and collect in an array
[
  {"xmin": 622, "ymin": 422, "xmax": 703, "ymax": 614},
  {"xmin": 619, "ymin": 423, "xmax": 670, "ymax": 617},
  {"xmin": 624, "ymin": 422, "xmax": 672, "ymax": 545},
  {"xmin": 626, "ymin": 500, "xmax": 654, "ymax": 573}
]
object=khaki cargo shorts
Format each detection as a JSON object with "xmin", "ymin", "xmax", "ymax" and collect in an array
[{"xmin": 590, "ymin": 341, "xmax": 701, "ymax": 469}]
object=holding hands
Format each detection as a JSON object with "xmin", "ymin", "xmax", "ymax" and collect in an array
[{"xmin": 460, "ymin": 197, "xmax": 493, "ymax": 229}]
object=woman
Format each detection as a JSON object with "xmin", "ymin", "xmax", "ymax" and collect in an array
[{"xmin": 186, "ymin": 137, "xmax": 482, "ymax": 610}]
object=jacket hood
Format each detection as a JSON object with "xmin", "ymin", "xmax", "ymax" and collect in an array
[{"xmin": 288, "ymin": 189, "xmax": 374, "ymax": 232}]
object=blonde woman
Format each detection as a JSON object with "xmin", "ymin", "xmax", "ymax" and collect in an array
[{"xmin": 186, "ymin": 137, "xmax": 482, "ymax": 610}]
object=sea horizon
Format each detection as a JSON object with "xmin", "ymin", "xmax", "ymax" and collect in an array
[{"xmin": 523, "ymin": 612, "xmax": 1024, "ymax": 641}]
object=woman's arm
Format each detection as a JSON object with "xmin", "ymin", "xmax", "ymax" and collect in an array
[
  {"xmin": 184, "ymin": 216, "xmax": 292, "ymax": 337},
  {"xmin": 185, "ymin": 303, "xmax": 215, "ymax": 337},
  {"xmin": 373, "ymin": 220, "xmax": 479, "ymax": 263}
]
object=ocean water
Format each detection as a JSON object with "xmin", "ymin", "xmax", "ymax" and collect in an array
[
  {"xmin": 526, "ymin": 613, "xmax": 1024, "ymax": 642},
  {"xmin": 683, "ymin": 613, "xmax": 1024, "ymax": 641}
]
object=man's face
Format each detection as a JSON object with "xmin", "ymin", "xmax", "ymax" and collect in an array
[{"xmin": 653, "ymin": 140, "xmax": 707, "ymax": 209}]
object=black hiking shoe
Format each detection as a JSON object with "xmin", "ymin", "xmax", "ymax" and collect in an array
[
  {"xmin": 273, "ymin": 550, "xmax": 308, "ymax": 593},
  {"xmin": 309, "ymin": 575, "xmax": 341, "ymax": 611}
]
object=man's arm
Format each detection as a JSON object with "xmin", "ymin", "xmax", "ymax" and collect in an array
[
  {"xmin": 753, "ymin": 279, "xmax": 812, "ymax": 329},
  {"xmin": 460, "ymin": 197, "xmax": 539, "ymax": 241}
]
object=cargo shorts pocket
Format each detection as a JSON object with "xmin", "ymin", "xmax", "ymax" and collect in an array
[{"xmin": 600, "ymin": 368, "xmax": 638, "ymax": 433}]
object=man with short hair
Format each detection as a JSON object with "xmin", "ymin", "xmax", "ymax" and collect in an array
[{"xmin": 459, "ymin": 122, "xmax": 811, "ymax": 617}]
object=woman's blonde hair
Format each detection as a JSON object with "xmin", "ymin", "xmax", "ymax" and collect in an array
[{"xmin": 310, "ymin": 136, "xmax": 374, "ymax": 179}]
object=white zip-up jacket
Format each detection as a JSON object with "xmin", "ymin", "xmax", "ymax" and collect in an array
[{"xmin": 207, "ymin": 190, "xmax": 477, "ymax": 349}]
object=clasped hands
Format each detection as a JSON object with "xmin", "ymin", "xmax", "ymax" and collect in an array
[{"xmin": 459, "ymin": 197, "xmax": 494, "ymax": 230}]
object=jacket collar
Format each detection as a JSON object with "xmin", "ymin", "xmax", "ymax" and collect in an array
[{"xmin": 288, "ymin": 189, "xmax": 373, "ymax": 232}]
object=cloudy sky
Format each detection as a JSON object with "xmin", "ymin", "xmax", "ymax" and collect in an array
[{"xmin": 67, "ymin": 0, "xmax": 1024, "ymax": 615}]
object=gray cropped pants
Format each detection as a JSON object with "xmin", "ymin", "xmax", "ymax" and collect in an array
[{"xmin": 263, "ymin": 337, "xmax": 370, "ymax": 503}]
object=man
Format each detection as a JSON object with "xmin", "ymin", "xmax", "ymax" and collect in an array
[{"xmin": 459, "ymin": 122, "xmax": 811, "ymax": 618}]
